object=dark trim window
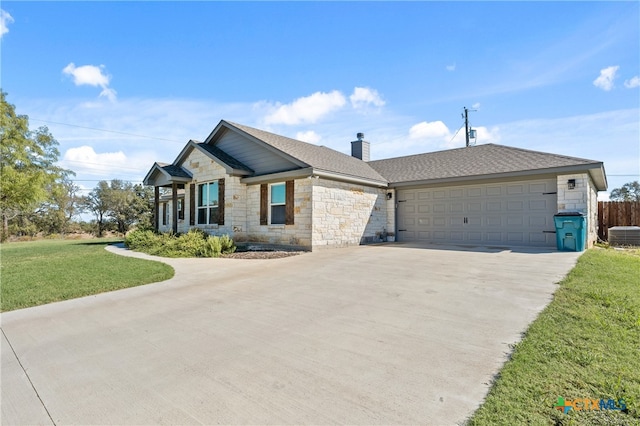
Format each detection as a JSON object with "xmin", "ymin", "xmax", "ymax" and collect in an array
[
  {"xmin": 198, "ymin": 182, "xmax": 219, "ymax": 224},
  {"xmin": 177, "ymin": 199, "xmax": 184, "ymax": 220},
  {"xmin": 270, "ymin": 183, "xmax": 286, "ymax": 225},
  {"xmin": 162, "ymin": 203, "xmax": 168, "ymax": 226}
]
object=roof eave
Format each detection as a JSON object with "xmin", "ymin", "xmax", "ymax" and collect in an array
[
  {"xmin": 388, "ymin": 164, "xmax": 607, "ymax": 189},
  {"xmin": 312, "ymin": 169, "xmax": 388, "ymax": 188},
  {"xmin": 241, "ymin": 167, "xmax": 314, "ymax": 184}
]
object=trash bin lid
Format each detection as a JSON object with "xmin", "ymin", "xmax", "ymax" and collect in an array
[{"xmin": 554, "ymin": 211, "xmax": 584, "ymax": 216}]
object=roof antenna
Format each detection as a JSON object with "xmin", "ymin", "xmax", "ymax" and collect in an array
[{"xmin": 462, "ymin": 106, "xmax": 477, "ymax": 147}]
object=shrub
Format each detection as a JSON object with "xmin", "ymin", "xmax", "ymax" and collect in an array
[
  {"xmin": 219, "ymin": 234, "xmax": 236, "ymax": 254},
  {"xmin": 124, "ymin": 229, "xmax": 235, "ymax": 258}
]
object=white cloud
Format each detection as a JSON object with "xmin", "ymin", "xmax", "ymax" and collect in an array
[
  {"xmin": 446, "ymin": 63, "xmax": 456, "ymax": 72},
  {"xmin": 295, "ymin": 130, "xmax": 321, "ymax": 144},
  {"xmin": 472, "ymin": 102, "xmax": 481, "ymax": 109},
  {"xmin": 624, "ymin": 76, "xmax": 640, "ymax": 89},
  {"xmin": 0, "ymin": 9, "xmax": 13, "ymax": 38},
  {"xmin": 263, "ymin": 90, "xmax": 346, "ymax": 125},
  {"xmin": 62, "ymin": 63, "xmax": 117, "ymax": 101},
  {"xmin": 409, "ymin": 121, "xmax": 450, "ymax": 140},
  {"xmin": 62, "ymin": 146, "xmax": 127, "ymax": 176},
  {"xmin": 593, "ymin": 65, "xmax": 619, "ymax": 91},
  {"xmin": 350, "ymin": 87, "xmax": 385, "ymax": 109}
]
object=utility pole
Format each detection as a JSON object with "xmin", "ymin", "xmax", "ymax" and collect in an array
[
  {"xmin": 463, "ymin": 106, "xmax": 476, "ymax": 147},
  {"xmin": 464, "ymin": 107, "xmax": 470, "ymax": 147}
]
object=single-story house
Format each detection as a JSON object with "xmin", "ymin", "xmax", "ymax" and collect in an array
[{"xmin": 143, "ymin": 120, "xmax": 607, "ymax": 250}]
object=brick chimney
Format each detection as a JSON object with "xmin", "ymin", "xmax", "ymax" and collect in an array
[{"xmin": 351, "ymin": 132, "xmax": 370, "ymax": 161}]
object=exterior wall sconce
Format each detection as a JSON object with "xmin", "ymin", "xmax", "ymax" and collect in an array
[
  {"xmin": 386, "ymin": 192, "xmax": 393, "ymax": 200},
  {"xmin": 568, "ymin": 179, "xmax": 576, "ymax": 190}
]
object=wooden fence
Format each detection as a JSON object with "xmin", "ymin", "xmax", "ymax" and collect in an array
[{"xmin": 597, "ymin": 201, "xmax": 640, "ymax": 241}]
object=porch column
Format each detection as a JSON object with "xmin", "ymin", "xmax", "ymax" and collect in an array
[
  {"xmin": 172, "ymin": 182, "xmax": 178, "ymax": 234},
  {"xmin": 154, "ymin": 186, "xmax": 160, "ymax": 232}
]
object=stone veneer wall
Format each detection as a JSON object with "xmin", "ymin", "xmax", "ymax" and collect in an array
[
  {"xmin": 160, "ymin": 148, "xmax": 247, "ymax": 237},
  {"xmin": 244, "ymin": 177, "xmax": 313, "ymax": 249},
  {"xmin": 158, "ymin": 151, "xmax": 390, "ymax": 250},
  {"xmin": 311, "ymin": 179, "xmax": 387, "ymax": 249},
  {"xmin": 557, "ymin": 173, "xmax": 598, "ymax": 247}
]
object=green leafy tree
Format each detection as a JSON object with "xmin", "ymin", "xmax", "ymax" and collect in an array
[
  {"xmin": 33, "ymin": 175, "xmax": 81, "ymax": 235},
  {"xmin": 82, "ymin": 181, "xmax": 111, "ymax": 237},
  {"xmin": 609, "ymin": 181, "xmax": 640, "ymax": 201},
  {"xmin": 82, "ymin": 180, "xmax": 154, "ymax": 236},
  {"xmin": 0, "ymin": 92, "xmax": 67, "ymax": 241}
]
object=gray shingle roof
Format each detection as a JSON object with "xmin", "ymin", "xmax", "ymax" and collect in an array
[
  {"xmin": 225, "ymin": 121, "xmax": 387, "ymax": 183},
  {"xmin": 368, "ymin": 144, "xmax": 602, "ymax": 184},
  {"xmin": 196, "ymin": 142, "xmax": 254, "ymax": 173},
  {"xmin": 158, "ymin": 163, "xmax": 192, "ymax": 179}
]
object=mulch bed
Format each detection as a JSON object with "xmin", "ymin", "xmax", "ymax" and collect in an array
[{"xmin": 222, "ymin": 250, "xmax": 305, "ymax": 259}]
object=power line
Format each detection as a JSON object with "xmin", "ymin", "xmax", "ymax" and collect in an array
[
  {"xmin": 31, "ymin": 118, "xmax": 185, "ymax": 144},
  {"xmin": 60, "ymin": 159, "xmax": 146, "ymax": 172}
]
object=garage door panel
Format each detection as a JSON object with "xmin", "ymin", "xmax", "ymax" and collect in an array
[
  {"xmin": 507, "ymin": 184, "xmax": 525, "ymax": 195},
  {"xmin": 433, "ymin": 217, "xmax": 446, "ymax": 226},
  {"xmin": 486, "ymin": 216, "xmax": 502, "ymax": 226},
  {"xmin": 467, "ymin": 188, "xmax": 482, "ymax": 197},
  {"xmin": 433, "ymin": 231, "xmax": 446, "ymax": 239},
  {"xmin": 529, "ymin": 233, "xmax": 548, "ymax": 244},
  {"xmin": 450, "ymin": 189, "xmax": 463, "ymax": 198},
  {"xmin": 450, "ymin": 203, "xmax": 464, "ymax": 213},
  {"xmin": 468, "ymin": 217, "xmax": 481, "ymax": 226},
  {"xmin": 397, "ymin": 178, "xmax": 557, "ymax": 247},
  {"xmin": 468, "ymin": 231, "xmax": 482, "ymax": 241},
  {"xmin": 529, "ymin": 216, "xmax": 547, "ymax": 226},
  {"xmin": 468, "ymin": 202, "xmax": 482, "ymax": 212},
  {"xmin": 450, "ymin": 217, "xmax": 464, "ymax": 226},
  {"xmin": 529, "ymin": 183, "xmax": 547, "ymax": 193},
  {"xmin": 529, "ymin": 200, "xmax": 549, "ymax": 210},
  {"xmin": 487, "ymin": 201, "xmax": 502, "ymax": 211},
  {"xmin": 486, "ymin": 186, "xmax": 502, "ymax": 196},
  {"xmin": 507, "ymin": 232, "xmax": 525, "ymax": 243},
  {"xmin": 507, "ymin": 216, "xmax": 523, "ymax": 226},
  {"xmin": 486, "ymin": 232, "xmax": 503, "ymax": 242},
  {"xmin": 507, "ymin": 200, "xmax": 524, "ymax": 211},
  {"xmin": 450, "ymin": 232, "xmax": 464, "ymax": 241}
]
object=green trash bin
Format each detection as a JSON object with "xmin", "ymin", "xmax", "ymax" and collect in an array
[{"xmin": 554, "ymin": 212, "xmax": 587, "ymax": 252}]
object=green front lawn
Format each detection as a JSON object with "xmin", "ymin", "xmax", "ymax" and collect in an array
[
  {"xmin": 0, "ymin": 239, "xmax": 174, "ymax": 312},
  {"xmin": 468, "ymin": 248, "xmax": 640, "ymax": 425}
]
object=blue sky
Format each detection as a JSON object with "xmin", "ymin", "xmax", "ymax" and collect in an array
[{"xmin": 2, "ymin": 1, "xmax": 639, "ymax": 200}]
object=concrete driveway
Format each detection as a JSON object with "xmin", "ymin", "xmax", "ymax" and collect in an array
[{"xmin": 1, "ymin": 243, "xmax": 581, "ymax": 425}]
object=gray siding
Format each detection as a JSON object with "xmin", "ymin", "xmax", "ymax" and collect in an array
[{"xmin": 215, "ymin": 130, "xmax": 298, "ymax": 175}]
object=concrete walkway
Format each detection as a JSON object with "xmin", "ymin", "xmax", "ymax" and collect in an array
[{"xmin": 1, "ymin": 243, "xmax": 581, "ymax": 425}]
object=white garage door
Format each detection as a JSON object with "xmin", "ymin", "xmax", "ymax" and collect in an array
[{"xmin": 397, "ymin": 178, "xmax": 557, "ymax": 247}]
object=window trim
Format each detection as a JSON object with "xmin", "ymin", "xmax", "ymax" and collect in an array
[
  {"xmin": 269, "ymin": 183, "xmax": 286, "ymax": 225},
  {"xmin": 197, "ymin": 181, "xmax": 219, "ymax": 225}
]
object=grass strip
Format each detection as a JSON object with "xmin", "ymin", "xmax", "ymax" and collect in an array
[
  {"xmin": 468, "ymin": 248, "xmax": 640, "ymax": 426},
  {"xmin": 1, "ymin": 239, "xmax": 174, "ymax": 312}
]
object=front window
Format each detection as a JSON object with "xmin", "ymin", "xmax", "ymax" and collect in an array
[
  {"xmin": 177, "ymin": 199, "xmax": 184, "ymax": 220},
  {"xmin": 198, "ymin": 182, "xmax": 219, "ymax": 224},
  {"xmin": 270, "ymin": 183, "xmax": 286, "ymax": 224},
  {"xmin": 162, "ymin": 203, "xmax": 168, "ymax": 226}
]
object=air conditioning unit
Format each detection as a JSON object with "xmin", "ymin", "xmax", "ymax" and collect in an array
[{"xmin": 609, "ymin": 226, "xmax": 640, "ymax": 246}]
